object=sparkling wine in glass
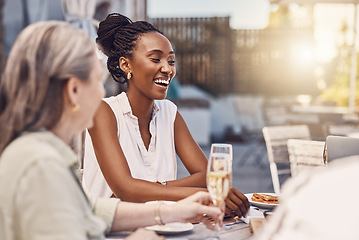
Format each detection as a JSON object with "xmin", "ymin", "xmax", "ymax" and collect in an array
[
  {"xmin": 206, "ymin": 144, "xmax": 232, "ymax": 238},
  {"xmin": 209, "ymin": 143, "xmax": 233, "ymax": 191}
]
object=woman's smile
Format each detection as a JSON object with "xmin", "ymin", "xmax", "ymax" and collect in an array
[{"xmin": 153, "ymin": 76, "xmax": 171, "ymax": 89}]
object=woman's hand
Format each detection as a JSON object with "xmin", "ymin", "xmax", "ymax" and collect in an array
[
  {"xmin": 162, "ymin": 191, "xmax": 224, "ymax": 230},
  {"xmin": 224, "ymin": 187, "xmax": 250, "ymax": 218},
  {"xmin": 125, "ymin": 228, "xmax": 164, "ymax": 240}
]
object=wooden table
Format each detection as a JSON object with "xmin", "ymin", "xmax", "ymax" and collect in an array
[
  {"xmin": 107, "ymin": 217, "xmax": 255, "ymax": 240},
  {"xmin": 166, "ymin": 221, "xmax": 252, "ymax": 240}
]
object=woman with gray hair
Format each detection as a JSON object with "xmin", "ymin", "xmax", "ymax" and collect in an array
[{"xmin": 0, "ymin": 20, "xmax": 223, "ymax": 240}]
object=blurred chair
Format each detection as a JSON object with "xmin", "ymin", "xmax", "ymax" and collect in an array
[
  {"xmin": 328, "ymin": 124, "xmax": 359, "ymax": 137},
  {"xmin": 287, "ymin": 139, "xmax": 325, "ymax": 177},
  {"xmin": 262, "ymin": 125, "xmax": 311, "ymax": 194},
  {"xmin": 71, "ymin": 131, "xmax": 86, "ymax": 183}
]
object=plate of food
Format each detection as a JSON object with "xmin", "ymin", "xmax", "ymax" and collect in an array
[{"xmin": 244, "ymin": 193, "xmax": 279, "ymax": 209}]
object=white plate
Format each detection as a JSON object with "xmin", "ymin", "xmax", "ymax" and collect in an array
[
  {"xmin": 145, "ymin": 201, "xmax": 194, "ymax": 234},
  {"xmin": 244, "ymin": 193, "xmax": 279, "ymax": 209},
  {"xmin": 145, "ymin": 222, "xmax": 194, "ymax": 234}
]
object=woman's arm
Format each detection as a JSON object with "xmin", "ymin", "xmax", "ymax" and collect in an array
[
  {"xmin": 168, "ymin": 111, "xmax": 208, "ymax": 188},
  {"xmin": 171, "ymin": 112, "xmax": 250, "ymax": 217},
  {"xmin": 111, "ymin": 192, "xmax": 223, "ymax": 232},
  {"xmin": 88, "ymin": 101, "xmax": 204, "ymax": 202}
]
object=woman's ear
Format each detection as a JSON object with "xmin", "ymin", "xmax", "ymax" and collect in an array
[
  {"xmin": 119, "ymin": 57, "xmax": 131, "ymax": 73},
  {"xmin": 64, "ymin": 77, "xmax": 81, "ymax": 107}
]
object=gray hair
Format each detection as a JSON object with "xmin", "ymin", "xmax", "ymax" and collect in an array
[{"xmin": 0, "ymin": 20, "xmax": 96, "ymax": 153}]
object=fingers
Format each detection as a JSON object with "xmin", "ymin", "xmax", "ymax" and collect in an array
[
  {"xmin": 180, "ymin": 191, "xmax": 213, "ymax": 205},
  {"xmin": 225, "ymin": 187, "xmax": 250, "ymax": 217},
  {"xmin": 219, "ymin": 201, "xmax": 226, "ymax": 213},
  {"xmin": 201, "ymin": 214, "xmax": 223, "ymax": 230},
  {"xmin": 199, "ymin": 205, "xmax": 223, "ymax": 219},
  {"xmin": 202, "ymin": 217, "xmax": 217, "ymax": 230},
  {"xmin": 225, "ymin": 198, "xmax": 239, "ymax": 217},
  {"xmin": 230, "ymin": 187, "xmax": 250, "ymax": 209}
]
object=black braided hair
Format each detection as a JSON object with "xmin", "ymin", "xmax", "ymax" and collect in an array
[{"xmin": 96, "ymin": 13, "xmax": 162, "ymax": 83}]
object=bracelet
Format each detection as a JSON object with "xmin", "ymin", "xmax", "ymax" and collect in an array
[
  {"xmin": 154, "ymin": 201, "xmax": 165, "ymax": 225},
  {"xmin": 156, "ymin": 180, "xmax": 167, "ymax": 186}
]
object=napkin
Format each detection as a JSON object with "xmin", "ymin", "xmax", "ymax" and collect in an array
[
  {"xmin": 225, "ymin": 206, "xmax": 264, "ymax": 225},
  {"xmin": 242, "ymin": 206, "xmax": 264, "ymax": 223}
]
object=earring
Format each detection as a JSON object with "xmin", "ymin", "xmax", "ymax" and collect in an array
[
  {"xmin": 127, "ymin": 72, "xmax": 132, "ymax": 80},
  {"xmin": 71, "ymin": 103, "xmax": 80, "ymax": 112}
]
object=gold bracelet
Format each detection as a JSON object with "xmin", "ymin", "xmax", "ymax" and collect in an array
[{"xmin": 154, "ymin": 201, "xmax": 165, "ymax": 225}]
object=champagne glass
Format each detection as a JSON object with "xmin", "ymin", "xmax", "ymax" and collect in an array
[
  {"xmin": 323, "ymin": 143, "xmax": 328, "ymax": 167},
  {"xmin": 206, "ymin": 144, "xmax": 232, "ymax": 239},
  {"xmin": 210, "ymin": 143, "xmax": 233, "ymax": 165},
  {"xmin": 210, "ymin": 144, "xmax": 233, "ymax": 188}
]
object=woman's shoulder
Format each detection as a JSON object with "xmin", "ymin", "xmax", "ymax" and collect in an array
[
  {"xmin": 103, "ymin": 92, "xmax": 126, "ymax": 105},
  {"xmin": 0, "ymin": 131, "xmax": 69, "ymax": 178},
  {"xmin": 102, "ymin": 92, "xmax": 131, "ymax": 115},
  {"xmin": 3, "ymin": 131, "xmax": 56, "ymax": 155}
]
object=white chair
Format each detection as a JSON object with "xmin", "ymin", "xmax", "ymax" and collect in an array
[
  {"xmin": 71, "ymin": 131, "xmax": 86, "ymax": 183},
  {"xmin": 262, "ymin": 125, "xmax": 311, "ymax": 194},
  {"xmin": 287, "ymin": 139, "xmax": 326, "ymax": 177}
]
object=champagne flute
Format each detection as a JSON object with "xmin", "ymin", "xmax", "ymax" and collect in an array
[
  {"xmin": 323, "ymin": 143, "xmax": 328, "ymax": 167},
  {"xmin": 210, "ymin": 143, "xmax": 233, "ymax": 188},
  {"xmin": 210, "ymin": 143, "xmax": 233, "ymax": 165},
  {"xmin": 206, "ymin": 144, "xmax": 232, "ymax": 239}
]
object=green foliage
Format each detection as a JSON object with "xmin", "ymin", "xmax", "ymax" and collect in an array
[
  {"xmin": 268, "ymin": 5, "xmax": 290, "ymax": 29},
  {"xmin": 320, "ymin": 52, "xmax": 359, "ymax": 107}
]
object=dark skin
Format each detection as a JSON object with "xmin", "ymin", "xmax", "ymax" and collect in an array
[{"xmin": 89, "ymin": 31, "xmax": 249, "ymax": 217}]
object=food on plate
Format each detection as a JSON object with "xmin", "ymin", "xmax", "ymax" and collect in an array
[{"xmin": 251, "ymin": 193, "xmax": 278, "ymax": 204}]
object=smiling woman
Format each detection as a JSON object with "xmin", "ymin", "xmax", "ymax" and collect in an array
[
  {"xmin": 82, "ymin": 13, "xmax": 207, "ymax": 202},
  {"xmin": 82, "ymin": 13, "xmax": 250, "ymax": 218}
]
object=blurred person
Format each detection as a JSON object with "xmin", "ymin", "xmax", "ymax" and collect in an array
[
  {"xmin": 0, "ymin": 20, "xmax": 224, "ymax": 240},
  {"xmin": 82, "ymin": 13, "xmax": 250, "ymax": 218},
  {"xmin": 254, "ymin": 156, "xmax": 359, "ymax": 240}
]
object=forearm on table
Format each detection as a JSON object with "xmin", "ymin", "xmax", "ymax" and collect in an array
[
  {"xmin": 110, "ymin": 201, "xmax": 179, "ymax": 231},
  {"xmin": 166, "ymin": 171, "xmax": 207, "ymax": 188},
  {"xmin": 112, "ymin": 179, "xmax": 206, "ymax": 202}
]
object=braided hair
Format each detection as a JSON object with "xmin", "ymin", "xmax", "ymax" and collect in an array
[{"xmin": 96, "ymin": 13, "xmax": 162, "ymax": 83}]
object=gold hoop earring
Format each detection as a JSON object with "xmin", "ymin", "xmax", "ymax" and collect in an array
[
  {"xmin": 127, "ymin": 72, "xmax": 132, "ymax": 80},
  {"xmin": 71, "ymin": 103, "xmax": 80, "ymax": 112}
]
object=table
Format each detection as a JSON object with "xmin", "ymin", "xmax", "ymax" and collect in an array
[
  {"xmin": 166, "ymin": 220, "xmax": 252, "ymax": 240},
  {"xmin": 106, "ymin": 217, "xmax": 255, "ymax": 240}
]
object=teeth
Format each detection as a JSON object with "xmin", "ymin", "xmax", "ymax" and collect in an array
[{"xmin": 154, "ymin": 79, "xmax": 170, "ymax": 85}]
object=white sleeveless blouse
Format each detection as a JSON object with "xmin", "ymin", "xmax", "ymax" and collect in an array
[{"xmin": 82, "ymin": 92, "xmax": 178, "ymax": 198}]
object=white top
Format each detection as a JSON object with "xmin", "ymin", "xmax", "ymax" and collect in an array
[
  {"xmin": 255, "ymin": 156, "xmax": 359, "ymax": 240},
  {"xmin": 82, "ymin": 92, "xmax": 178, "ymax": 198}
]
